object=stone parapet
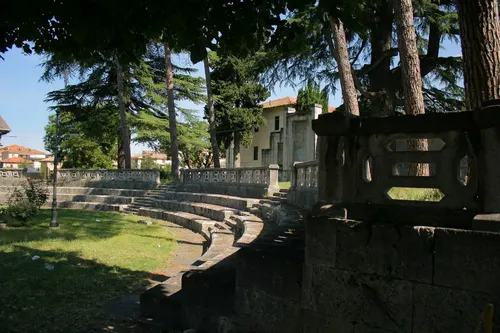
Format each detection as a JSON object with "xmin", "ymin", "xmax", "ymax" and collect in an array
[
  {"xmin": 56, "ymin": 169, "xmax": 160, "ymax": 189},
  {"xmin": 288, "ymin": 161, "xmax": 318, "ymax": 209},
  {"xmin": 179, "ymin": 165, "xmax": 280, "ymax": 199}
]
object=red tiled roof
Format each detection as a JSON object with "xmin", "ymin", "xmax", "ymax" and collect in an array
[
  {"xmin": 132, "ymin": 152, "xmax": 168, "ymax": 160},
  {"xmin": 262, "ymin": 96, "xmax": 297, "ymax": 109},
  {"xmin": 1, "ymin": 157, "xmax": 29, "ymax": 163},
  {"xmin": 0, "ymin": 144, "xmax": 46, "ymax": 155},
  {"xmin": 262, "ymin": 96, "xmax": 336, "ymax": 112}
]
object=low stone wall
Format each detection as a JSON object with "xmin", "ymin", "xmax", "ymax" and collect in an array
[
  {"xmin": 0, "ymin": 168, "xmax": 28, "ymax": 186},
  {"xmin": 179, "ymin": 165, "xmax": 280, "ymax": 199},
  {"xmin": 287, "ymin": 161, "xmax": 318, "ymax": 209},
  {"xmin": 303, "ymin": 207, "xmax": 500, "ymax": 332},
  {"xmin": 57, "ymin": 169, "xmax": 160, "ymax": 189}
]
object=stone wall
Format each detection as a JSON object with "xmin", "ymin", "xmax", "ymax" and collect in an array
[
  {"xmin": 179, "ymin": 165, "xmax": 280, "ymax": 199},
  {"xmin": 57, "ymin": 169, "xmax": 160, "ymax": 189},
  {"xmin": 0, "ymin": 168, "xmax": 27, "ymax": 186},
  {"xmin": 303, "ymin": 208, "xmax": 500, "ymax": 332},
  {"xmin": 287, "ymin": 161, "xmax": 318, "ymax": 209}
]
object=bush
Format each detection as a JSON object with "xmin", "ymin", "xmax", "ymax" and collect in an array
[
  {"xmin": 23, "ymin": 178, "xmax": 49, "ymax": 208},
  {"xmin": 0, "ymin": 207, "xmax": 7, "ymax": 223},
  {"xmin": 6, "ymin": 178, "xmax": 48, "ymax": 225},
  {"xmin": 7, "ymin": 200, "xmax": 39, "ymax": 225},
  {"xmin": 159, "ymin": 165, "xmax": 173, "ymax": 184}
]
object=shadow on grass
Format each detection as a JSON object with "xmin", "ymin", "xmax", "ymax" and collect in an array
[
  {"xmin": 0, "ymin": 245, "xmax": 153, "ymax": 333},
  {"xmin": 0, "ymin": 209, "xmax": 128, "ymax": 246}
]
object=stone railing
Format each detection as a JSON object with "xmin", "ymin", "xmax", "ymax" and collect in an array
[
  {"xmin": 179, "ymin": 165, "xmax": 280, "ymax": 198},
  {"xmin": 312, "ymin": 101, "xmax": 500, "ymax": 226},
  {"xmin": 0, "ymin": 168, "xmax": 28, "ymax": 186},
  {"xmin": 57, "ymin": 169, "xmax": 160, "ymax": 189},
  {"xmin": 288, "ymin": 161, "xmax": 319, "ymax": 209}
]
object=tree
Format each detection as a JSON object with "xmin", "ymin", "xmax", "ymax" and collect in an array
[
  {"xmin": 395, "ymin": 0, "xmax": 428, "ymax": 176},
  {"xmin": 456, "ymin": 0, "xmax": 500, "ymax": 109},
  {"xmin": 209, "ymin": 53, "xmax": 270, "ymax": 167},
  {"xmin": 296, "ymin": 80, "xmax": 329, "ymax": 114},
  {"xmin": 164, "ymin": 43, "xmax": 180, "ymax": 179},
  {"xmin": 261, "ymin": 1, "xmax": 464, "ymax": 116},
  {"xmin": 131, "ymin": 111, "xmax": 210, "ymax": 169},
  {"xmin": 115, "ymin": 58, "xmax": 132, "ymax": 168},
  {"xmin": 44, "ymin": 109, "xmax": 116, "ymax": 169},
  {"xmin": 141, "ymin": 156, "xmax": 158, "ymax": 169},
  {"xmin": 204, "ymin": 55, "xmax": 221, "ymax": 168}
]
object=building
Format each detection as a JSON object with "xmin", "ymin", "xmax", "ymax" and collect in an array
[
  {"xmin": 132, "ymin": 150, "xmax": 169, "ymax": 169},
  {"xmin": 0, "ymin": 115, "xmax": 10, "ymax": 147},
  {"xmin": 226, "ymin": 96, "xmax": 335, "ymax": 180},
  {"xmin": 0, "ymin": 144, "xmax": 47, "ymax": 169}
]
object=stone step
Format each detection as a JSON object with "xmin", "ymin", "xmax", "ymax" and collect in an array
[
  {"xmin": 279, "ymin": 188, "xmax": 289, "ymax": 193},
  {"xmin": 51, "ymin": 187, "xmax": 148, "ymax": 197},
  {"xmin": 145, "ymin": 191, "xmax": 259, "ymax": 211},
  {"xmin": 55, "ymin": 194, "xmax": 134, "ymax": 205},
  {"xmin": 47, "ymin": 201, "xmax": 126, "ymax": 212},
  {"xmin": 274, "ymin": 192, "xmax": 288, "ymax": 198},
  {"xmin": 136, "ymin": 207, "xmax": 218, "ymax": 239},
  {"xmin": 148, "ymin": 199, "xmax": 238, "ymax": 222}
]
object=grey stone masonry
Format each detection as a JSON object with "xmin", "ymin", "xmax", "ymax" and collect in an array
[
  {"xmin": 57, "ymin": 169, "xmax": 160, "ymax": 189},
  {"xmin": 179, "ymin": 165, "xmax": 280, "ymax": 199}
]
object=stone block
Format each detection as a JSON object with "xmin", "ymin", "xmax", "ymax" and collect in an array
[
  {"xmin": 236, "ymin": 248, "xmax": 303, "ymax": 301},
  {"xmin": 412, "ymin": 283, "xmax": 500, "ymax": 333},
  {"xmin": 302, "ymin": 266, "xmax": 413, "ymax": 332},
  {"xmin": 303, "ymin": 310, "xmax": 353, "ymax": 333},
  {"xmin": 434, "ymin": 227, "xmax": 500, "ymax": 295},
  {"xmin": 336, "ymin": 220, "xmax": 434, "ymax": 283},
  {"xmin": 353, "ymin": 324, "xmax": 399, "ymax": 333},
  {"xmin": 233, "ymin": 288, "xmax": 302, "ymax": 333},
  {"xmin": 305, "ymin": 216, "xmax": 338, "ymax": 267},
  {"xmin": 472, "ymin": 213, "xmax": 500, "ymax": 232}
]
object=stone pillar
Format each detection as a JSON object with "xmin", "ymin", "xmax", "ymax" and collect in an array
[
  {"xmin": 233, "ymin": 135, "xmax": 241, "ymax": 168},
  {"xmin": 478, "ymin": 102, "xmax": 500, "ymax": 213}
]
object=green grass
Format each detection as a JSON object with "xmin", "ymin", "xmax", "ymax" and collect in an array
[
  {"xmin": 279, "ymin": 181, "xmax": 291, "ymax": 189},
  {"xmin": 387, "ymin": 187, "xmax": 444, "ymax": 202},
  {"xmin": 0, "ymin": 209, "xmax": 176, "ymax": 333}
]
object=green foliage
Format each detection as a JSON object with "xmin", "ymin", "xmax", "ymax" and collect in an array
[
  {"xmin": 141, "ymin": 156, "xmax": 158, "ymax": 169},
  {"xmin": 209, "ymin": 53, "xmax": 270, "ymax": 149},
  {"xmin": 23, "ymin": 179, "xmax": 49, "ymax": 209},
  {"xmin": 7, "ymin": 200, "xmax": 39, "ymax": 225},
  {"xmin": 159, "ymin": 165, "xmax": 173, "ymax": 184},
  {"xmin": 131, "ymin": 111, "xmax": 211, "ymax": 169},
  {"xmin": 296, "ymin": 80, "xmax": 329, "ymax": 113}
]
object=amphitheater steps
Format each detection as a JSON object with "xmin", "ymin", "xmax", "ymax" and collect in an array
[
  {"xmin": 56, "ymin": 194, "xmax": 135, "ymax": 205},
  {"xmin": 51, "ymin": 201, "xmax": 127, "ymax": 212}
]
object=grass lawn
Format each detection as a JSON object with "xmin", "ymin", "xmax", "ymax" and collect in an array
[
  {"xmin": 279, "ymin": 181, "xmax": 291, "ymax": 190},
  {"xmin": 387, "ymin": 187, "xmax": 444, "ymax": 202},
  {"xmin": 0, "ymin": 209, "xmax": 176, "ymax": 333}
]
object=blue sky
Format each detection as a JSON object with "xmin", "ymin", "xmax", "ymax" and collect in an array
[{"xmin": 0, "ymin": 40, "xmax": 461, "ymax": 154}]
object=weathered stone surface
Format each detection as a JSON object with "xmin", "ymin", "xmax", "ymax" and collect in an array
[
  {"xmin": 434, "ymin": 227, "xmax": 500, "ymax": 294},
  {"xmin": 336, "ymin": 220, "xmax": 434, "ymax": 283},
  {"xmin": 302, "ymin": 266, "xmax": 413, "ymax": 332},
  {"xmin": 412, "ymin": 283, "xmax": 500, "ymax": 333},
  {"xmin": 233, "ymin": 288, "xmax": 302, "ymax": 333},
  {"xmin": 353, "ymin": 323, "xmax": 400, "ymax": 333},
  {"xmin": 303, "ymin": 310, "xmax": 353, "ymax": 333},
  {"xmin": 305, "ymin": 216, "xmax": 337, "ymax": 267},
  {"xmin": 472, "ymin": 213, "xmax": 500, "ymax": 232},
  {"xmin": 236, "ymin": 248, "xmax": 303, "ymax": 301}
]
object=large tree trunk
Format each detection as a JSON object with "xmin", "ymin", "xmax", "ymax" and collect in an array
[
  {"xmin": 457, "ymin": 0, "xmax": 500, "ymax": 212},
  {"xmin": 115, "ymin": 58, "xmax": 131, "ymax": 169},
  {"xmin": 329, "ymin": 18, "xmax": 360, "ymax": 116},
  {"xmin": 117, "ymin": 135, "xmax": 125, "ymax": 169},
  {"xmin": 233, "ymin": 134, "xmax": 241, "ymax": 168},
  {"xmin": 203, "ymin": 56, "xmax": 221, "ymax": 168},
  {"xmin": 395, "ymin": 0, "xmax": 429, "ymax": 177},
  {"xmin": 456, "ymin": 0, "xmax": 500, "ymax": 109},
  {"xmin": 368, "ymin": 1, "xmax": 396, "ymax": 117},
  {"xmin": 164, "ymin": 43, "xmax": 180, "ymax": 180}
]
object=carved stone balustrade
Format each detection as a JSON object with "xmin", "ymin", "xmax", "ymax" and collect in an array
[
  {"xmin": 179, "ymin": 165, "xmax": 280, "ymax": 199},
  {"xmin": 0, "ymin": 168, "xmax": 28, "ymax": 186},
  {"xmin": 57, "ymin": 169, "xmax": 160, "ymax": 189},
  {"xmin": 288, "ymin": 161, "xmax": 319, "ymax": 209},
  {"xmin": 312, "ymin": 101, "xmax": 500, "ymax": 226}
]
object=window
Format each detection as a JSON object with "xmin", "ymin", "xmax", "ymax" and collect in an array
[
  {"xmin": 253, "ymin": 146, "xmax": 259, "ymax": 160},
  {"xmin": 254, "ymin": 127, "xmax": 259, "ymax": 133},
  {"xmin": 274, "ymin": 116, "xmax": 280, "ymax": 130}
]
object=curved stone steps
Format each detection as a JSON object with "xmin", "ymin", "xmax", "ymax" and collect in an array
[
  {"xmin": 52, "ymin": 187, "xmax": 148, "ymax": 197},
  {"xmin": 56, "ymin": 194, "xmax": 135, "ymax": 205},
  {"xmin": 146, "ymin": 191, "xmax": 260, "ymax": 211},
  {"xmin": 52, "ymin": 201, "xmax": 126, "ymax": 212}
]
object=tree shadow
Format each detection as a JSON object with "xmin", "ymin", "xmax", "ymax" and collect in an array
[
  {"xmin": 0, "ymin": 245, "xmax": 156, "ymax": 333},
  {"xmin": 0, "ymin": 209, "xmax": 129, "ymax": 246}
]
